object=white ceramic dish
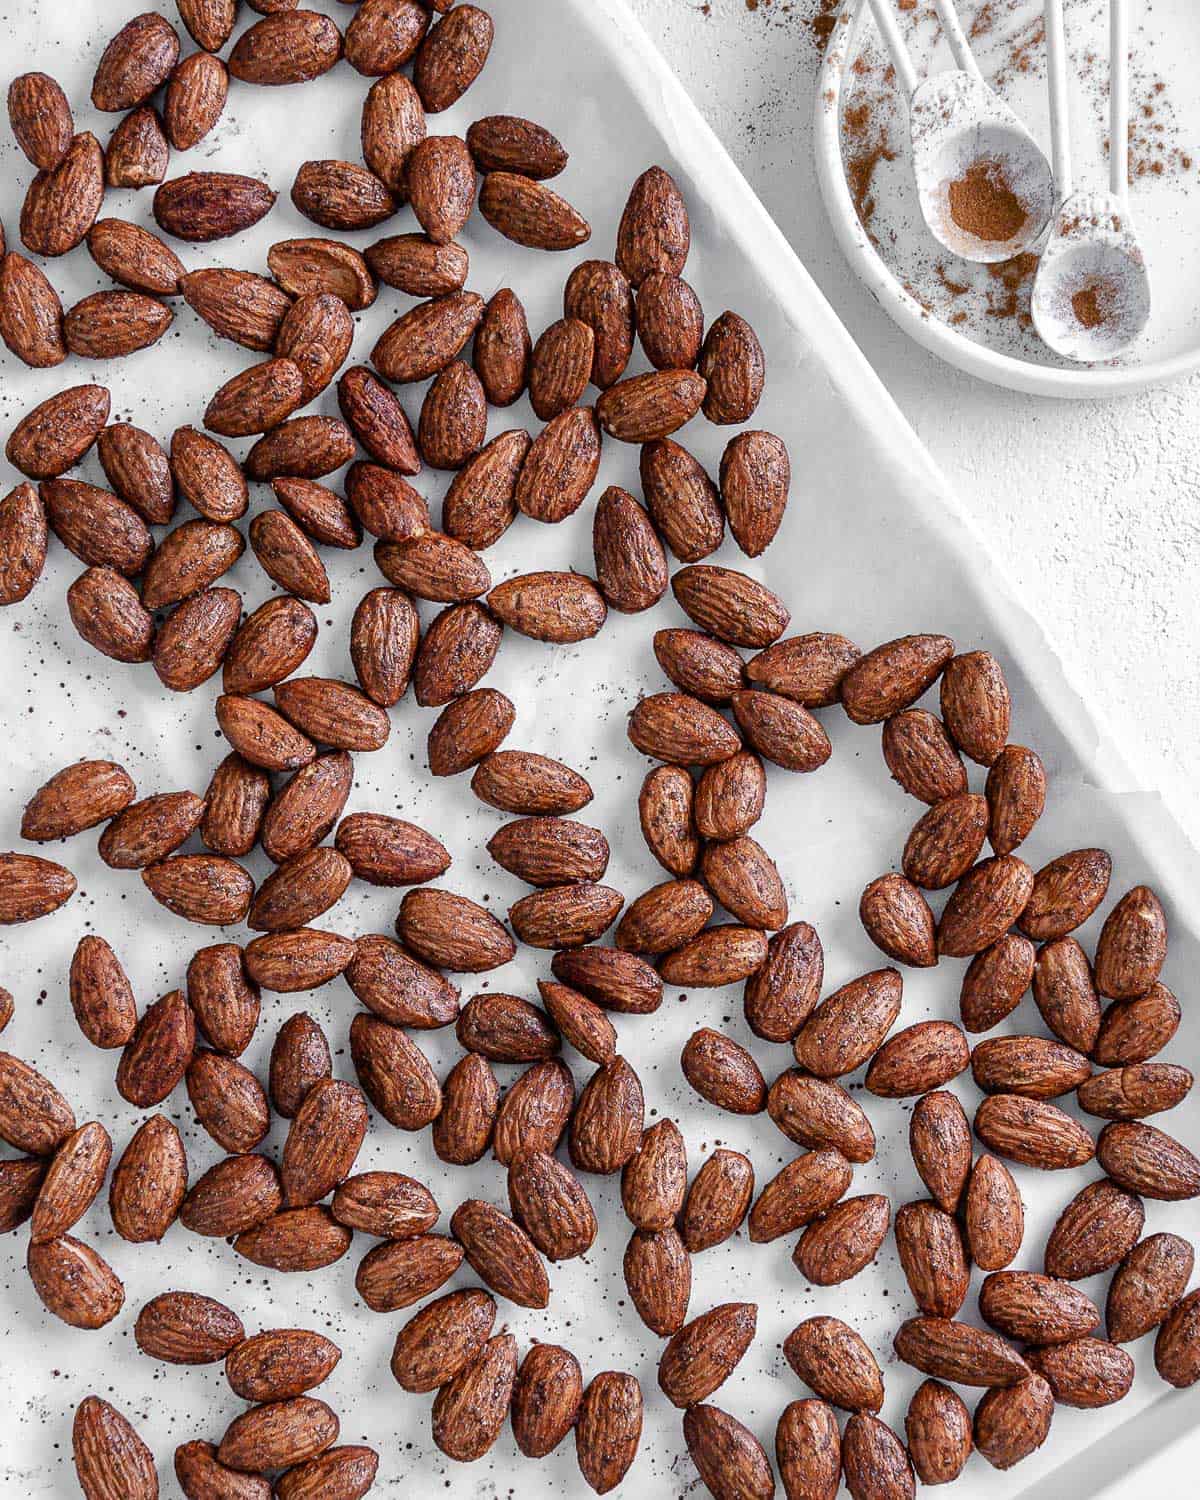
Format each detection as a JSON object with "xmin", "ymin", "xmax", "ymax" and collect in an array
[
  {"xmin": 816, "ymin": 0, "xmax": 1200, "ymax": 396},
  {"xmin": 0, "ymin": 1, "xmax": 1198, "ymax": 1496}
]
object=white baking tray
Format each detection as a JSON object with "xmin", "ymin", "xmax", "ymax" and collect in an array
[{"xmin": 0, "ymin": 0, "xmax": 1197, "ymax": 1495}]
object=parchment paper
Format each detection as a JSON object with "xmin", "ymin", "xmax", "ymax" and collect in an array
[{"xmin": 0, "ymin": 1, "xmax": 1196, "ymax": 1496}]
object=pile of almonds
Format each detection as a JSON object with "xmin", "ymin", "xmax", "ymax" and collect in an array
[{"xmin": 0, "ymin": 4, "xmax": 1198, "ymax": 1500}]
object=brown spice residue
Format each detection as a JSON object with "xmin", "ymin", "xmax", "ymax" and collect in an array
[
  {"xmin": 1071, "ymin": 279, "xmax": 1117, "ymax": 330},
  {"xmin": 947, "ymin": 159, "xmax": 1028, "ymax": 243},
  {"xmin": 844, "ymin": 100, "xmax": 896, "ymax": 231},
  {"xmin": 985, "ymin": 252, "xmax": 1039, "ymax": 326}
]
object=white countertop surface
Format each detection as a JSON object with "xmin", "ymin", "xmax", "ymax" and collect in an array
[{"xmin": 629, "ymin": 0, "xmax": 1200, "ymax": 855}]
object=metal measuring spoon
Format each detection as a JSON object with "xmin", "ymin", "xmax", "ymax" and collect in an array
[
  {"xmin": 1032, "ymin": 0, "xmax": 1150, "ymax": 361},
  {"xmin": 869, "ymin": 0, "xmax": 1055, "ymax": 263}
]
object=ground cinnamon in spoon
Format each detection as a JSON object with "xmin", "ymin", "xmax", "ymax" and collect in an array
[
  {"xmin": 947, "ymin": 158, "xmax": 1027, "ymax": 242},
  {"xmin": 1071, "ymin": 278, "xmax": 1117, "ymax": 330}
]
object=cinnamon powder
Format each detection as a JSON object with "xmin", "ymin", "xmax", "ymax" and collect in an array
[
  {"xmin": 1071, "ymin": 278, "xmax": 1117, "ymax": 330},
  {"xmin": 947, "ymin": 159, "xmax": 1028, "ymax": 242}
]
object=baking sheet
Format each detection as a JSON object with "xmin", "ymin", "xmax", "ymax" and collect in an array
[{"xmin": 0, "ymin": 0, "xmax": 1197, "ymax": 1495}]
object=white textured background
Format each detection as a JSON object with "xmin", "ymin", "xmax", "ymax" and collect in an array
[{"xmin": 628, "ymin": 0, "xmax": 1200, "ymax": 850}]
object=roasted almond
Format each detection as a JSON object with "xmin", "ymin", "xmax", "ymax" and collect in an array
[
  {"xmin": 245, "ymin": 929, "xmax": 355, "ymax": 993},
  {"xmin": 180, "ymin": 1152, "xmax": 282, "ymax": 1237},
  {"xmin": 7, "ymin": 383, "xmax": 110, "ymax": 480},
  {"xmin": 0, "ymin": 852, "xmax": 77, "ymax": 924},
  {"xmin": 937, "ymin": 855, "xmax": 1035, "ymax": 957},
  {"xmin": 1093, "ymin": 981, "xmax": 1181, "ymax": 1066},
  {"xmin": 697, "ymin": 753, "xmax": 768, "ymax": 845},
  {"xmin": 794, "ymin": 1194, "xmax": 890, "ymax": 1287},
  {"xmin": 767, "ymin": 1072, "xmax": 874, "ymax": 1161},
  {"xmin": 135, "ymin": 1290, "xmax": 243, "ymax": 1365},
  {"xmin": 73, "ymin": 1398, "xmax": 155, "ymax": 1500},
  {"xmin": 473, "ymin": 288, "xmax": 530, "ymax": 405},
  {"xmin": 893, "ymin": 1316, "xmax": 1028, "ymax": 1387},
  {"xmin": 8, "ymin": 71, "xmax": 73, "ymax": 170},
  {"xmin": 154, "ymin": 171, "xmax": 276, "ymax": 242},
  {"xmin": 979, "ymin": 1271, "xmax": 1100, "ymax": 1346},
  {"xmin": 894, "ymin": 1199, "xmax": 970, "ymax": 1317},
  {"xmin": 372, "ymin": 290, "xmax": 484, "ymax": 384},
  {"xmin": 793, "ymin": 968, "xmax": 903, "ymax": 1078},
  {"xmin": 974, "ymin": 1094, "xmax": 1096, "ymax": 1170},
  {"xmin": 269, "ymin": 1014, "xmax": 332, "ymax": 1118},
  {"xmin": 551, "ymin": 944, "xmax": 662, "ymax": 1013},
  {"xmin": 963, "ymin": 1153, "xmax": 1024, "ymax": 1271},
  {"xmin": 479, "ymin": 171, "xmax": 590, "ymax": 250},
  {"xmin": 1024, "ymin": 1336, "xmax": 1134, "ymax": 1408},
  {"xmin": 186, "ymin": 943, "xmax": 260, "ymax": 1057},
  {"xmin": 636, "ymin": 271, "xmax": 703, "ymax": 371},
  {"xmin": 217, "ymin": 1397, "xmax": 339, "ymax": 1473},
  {"xmin": 1097, "ymin": 1119, "xmax": 1200, "ymax": 1200},
  {"xmin": 748, "ymin": 1150, "xmax": 852, "ymax": 1243},
  {"xmin": 115, "ymin": 989, "xmax": 195, "ymax": 1106},
  {"xmin": 641, "ymin": 437, "xmax": 723, "ymax": 561},
  {"xmin": 617, "ymin": 166, "xmax": 689, "ymax": 285},
  {"xmin": 433, "ymin": 1053, "xmax": 499, "ymax": 1165},
  {"xmin": 1078, "ymin": 1062, "xmax": 1193, "ymax": 1120},
  {"xmin": 985, "ymin": 743, "xmax": 1047, "ymax": 854},
  {"xmin": 229, "ymin": 11, "xmax": 342, "ymax": 86},
  {"xmin": 910, "ymin": 1090, "xmax": 972, "ymax": 1215},
  {"xmin": 840, "ymin": 634, "xmax": 955, "ymax": 725},
  {"xmin": 226, "ymin": 1328, "xmax": 341, "ymax": 1403},
  {"xmin": 69, "ymin": 935, "xmax": 137, "ymax": 1049},
  {"xmin": 575, "ymin": 1371, "xmax": 642, "ymax": 1495},
  {"xmin": 0, "ymin": 251, "xmax": 66, "ymax": 367},
  {"xmin": 30, "ymin": 1121, "xmax": 112, "ymax": 1243},
  {"xmin": 961, "ymin": 931, "xmax": 1037, "ymax": 1032},
  {"xmin": 784, "ymin": 1316, "xmax": 883, "ymax": 1412},
  {"xmin": 0, "ymin": 481, "xmax": 48, "ymax": 603},
  {"xmin": 701, "ymin": 314, "xmax": 766, "ymax": 426},
  {"xmin": 508, "ymin": 1149, "xmax": 596, "ymax": 1260},
  {"xmin": 731, "ymin": 689, "xmax": 832, "ymax": 773},
  {"xmin": 866, "ymin": 1020, "xmax": 969, "ymax": 1097},
  {"xmin": 109, "ymin": 1114, "xmax": 187, "ymax": 1243},
  {"xmin": 361, "ymin": 72, "xmax": 427, "ymax": 194},
  {"xmin": 104, "ymin": 105, "xmax": 168, "ymax": 189},
  {"xmin": 512, "ymin": 1345, "xmax": 582, "ymax": 1459},
  {"xmin": 346, "ymin": 935, "xmax": 458, "ymax": 1028},
  {"xmin": 20, "ymin": 133, "xmax": 105, "ymax": 257},
  {"xmin": 1154, "ymin": 1288, "xmax": 1200, "ymax": 1388},
  {"xmin": 628, "ymin": 692, "xmax": 740, "ymax": 766},
  {"xmin": 28, "ymin": 1235, "xmax": 124, "ymax": 1328},
  {"xmin": 1020, "ymin": 847, "xmax": 1113, "ymax": 940},
  {"xmin": 659, "ymin": 1302, "xmax": 756, "ymax": 1409}
]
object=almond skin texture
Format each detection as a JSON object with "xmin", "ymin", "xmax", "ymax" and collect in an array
[
  {"xmin": 786, "ymin": 1319, "xmax": 886, "ymax": 1415},
  {"xmin": 979, "ymin": 1272, "xmax": 1101, "ymax": 1345},
  {"xmin": 473, "ymin": 289, "xmax": 530, "ymax": 405},
  {"xmin": 867, "ymin": 1020, "xmax": 968, "ymax": 1097},
  {"xmin": 744, "ymin": 918, "xmax": 822, "ymax": 1038},
  {"xmin": 187, "ymin": 943, "xmax": 260, "ymax": 1057},
  {"xmin": 883, "ymin": 709, "xmax": 968, "ymax": 804},
  {"xmin": 551, "ymin": 945, "xmax": 662, "ymax": 1013},
  {"xmin": 8, "ymin": 72, "xmax": 73, "ymax": 170},
  {"xmin": 684, "ymin": 1405, "xmax": 775, "ymax": 1500},
  {"xmin": 1025, "ymin": 1337, "xmax": 1135, "ymax": 1408},
  {"xmin": 479, "ymin": 172, "xmax": 590, "ymax": 250},
  {"xmin": 390, "ymin": 1288, "xmax": 495, "ymax": 1393},
  {"xmin": 508, "ymin": 1149, "xmax": 596, "ymax": 1261},
  {"xmin": 961, "ymin": 931, "xmax": 1037, "ymax": 1032},
  {"xmin": 180, "ymin": 1153, "xmax": 282, "ymax": 1238},
  {"xmin": 1031, "ymin": 936, "xmax": 1102, "ymax": 1052},
  {"xmin": 0, "ymin": 482, "xmax": 48, "ymax": 603},
  {"xmin": 973, "ymin": 1375, "xmax": 1054, "ymax": 1471},
  {"xmin": 910, "ymin": 1091, "xmax": 972, "ymax": 1214},
  {"xmin": 893, "ymin": 1317, "xmax": 1029, "ymax": 1387},
  {"xmin": 346, "ymin": 461, "xmax": 430, "ymax": 539},
  {"xmin": 986, "ymin": 744, "xmax": 1047, "ymax": 854},
  {"xmin": 332, "ymin": 1171, "xmax": 437, "ymax": 1239},
  {"xmin": 217, "ymin": 1397, "xmax": 339, "ymax": 1473},
  {"xmin": 153, "ymin": 587, "xmax": 241, "ymax": 692},
  {"xmin": 154, "ymin": 171, "xmax": 276, "ymax": 243},
  {"xmin": 594, "ymin": 485, "xmax": 669, "ymax": 611},
  {"xmin": 187, "ymin": 1050, "xmax": 268, "ymax": 1153},
  {"xmin": 732, "ymin": 690, "xmax": 832, "ymax": 773},
  {"xmin": 229, "ymin": 12, "xmax": 342, "ymax": 86},
  {"xmin": 92, "ymin": 13, "xmax": 180, "ymax": 110},
  {"xmin": 274, "ymin": 677, "xmax": 390, "ymax": 752},
  {"xmin": 529, "ymin": 317, "xmax": 595, "ymax": 420},
  {"xmin": 414, "ymin": 4, "xmax": 493, "ymax": 110},
  {"xmin": 492, "ymin": 1058, "xmax": 573, "ymax": 1165},
  {"xmin": 971, "ymin": 1034, "xmax": 1092, "ymax": 1099},
  {"xmin": 141, "ymin": 519, "xmax": 244, "ymax": 608},
  {"xmin": 274, "ymin": 294, "xmax": 355, "ymax": 403},
  {"xmin": 894, "ymin": 1200, "xmax": 971, "ymax": 1317},
  {"xmin": 223, "ymin": 597, "xmax": 317, "ymax": 696},
  {"xmin": 617, "ymin": 166, "xmax": 690, "ymax": 285},
  {"xmin": 73, "ymin": 1397, "xmax": 156, "ymax": 1500},
  {"xmin": 1098, "ymin": 1120, "xmax": 1200, "ymax": 1200},
  {"xmin": 181, "ymin": 268, "xmax": 292, "ymax": 351},
  {"xmin": 164, "ymin": 51, "xmax": 228, "ymax": 151},
  {"xmin": 659, "ymin": 1302, "xmax": 757, "ymax": 1409},
  {"xmin": 109, "ymin": 1115, "xmax": 187, "ymax": 1243},
  {"xmin": 275, "ymin": 1448, "xmax": 379, "ymax": 1500},
  {"xmin": 116, "ymin": 989, "xmax": 196, "ymax": 1106},
  {"xmin": 1079, "ymin": 1062, "xmax": 1193, "ymax": 1121},
  {"xmin": 673, "ymin": 565, "xmax": 790, "ymax": 647},
  {"xmin": 175, "ymin": 1441, "xmax": 271, "ymax": 1500},
  {"xmin": 414, "ymin": 602, "xmax": 502, "ymax": 707},
  {"xmin": 0, "ymin": 252, "xmax": 66, "ymax": 367},
  {"xmin": 596, "ymin": 369, "xmax": 707, "ymax": 443},
  {"xmin": 974, "ymin": 1095, "xmax": 1096, "ymax": 1171},
  {"xmin": 41, "ymin": 477, "xmax": 153, "ymax": 575},
  {"xmin": 516, "ymin": 405, "xmax": 602, "ymax": 524},
  {"xmin": 1093, "ymin": 982, "xmax": 1181, "ymax": 1066},
  {"xmin": 636, "ymin": 271, "xmax": 703, "ymax": 370},
  {"xmin": 234, "ymin": 1205, "xmax": 353, "ymax": 1273},
  {"xmin": 1019, "ymin": 847, "xmax": 1113, "ymax": 940},
  {"xmin": 356, "ymin": 1233, "xmax": 463, "ymax": 1311},
  {"xmin": 937, "ymin": 855, "xmax": 1035, "ymax": 957},
  {"xmin": 274, "ymin": 478, "xmax": 362, "ymax": 550},
  {"xmin": 22, "ymin": 759, "xmax": 135, "ymax": 842},
  {"xmin": 795, "ymin": 1194, "xmax": 891, "ymax": 1287},
  {"xmin": 142, "ymin": 854, "xmax": 254, "ymax": 926},
  {"xmin": 90, "ymin": 222, "xmax": 184, "ymax": 297},
  {"xmin": 431, "ymin": 1333, "xmax": 518, "ymax": 1462},
  {"xmin": 793, "ymin": 968, "xmax": 903, "ymax": 1079},
  {"xmin": 7, "ymin": 384, "xmax": 110, "ymax": 480},
  {"xmin": 694, "ymin": 749, "xmax": 767, "ymax": 847},
  {"xmin": 0, "ymin": 852, "xmax": 77, "ymax": 924},
  {"xmin": 476, "ymin": 751, "xmax": 593, "ymax": 816},
  {"xmin": 576, "ymin": 1371, "xmax": 642, "ymax": 1495},
  {"xmin": 701, "ymin": 834, "xmax": 788, "ymax": 929},
  {"xmin": 512, "ymin": 1344, "xmax": 582, "ymax": 1459},
  {"xmin": 450, "ymin": 1199, "xmax": 550, "ymax": 1308},
  {"xmin": 346, "ymin": 935, "xmax": 458, "ymax": 1028},
  {"xmin": 964, "ymin": 1154, "xmax": 1024, "ymax": 1271},
  {"xmin": 840, "ymin": 634, "xmax": 955, "ymax": 725},
  {"xmin": 681, "ymin": 1149, "xmax": 754, "ymax": 1253},
  {"xmin": 628, "ymin": 693, "xmax": 741, "ymax": 767},
  {"xmin": 281, "ymin": 1079, "xmax": 367, "ymax": 1207},
  {"xmin": 904, "ymin": 793, "xmax": 990, "ymax": 890},
  {"xmin": 777, "ymin": 1400, "xmax": 841, "ymax": 1500},
  {"xmin": 105, "ymin": 106, "xmax": 168, "ymax": 189},
  {"xmin": 681, "ymin": 1028, "xmax": 767, "ymax": 1114},
  {"xmin": 656, "ymin": 629, "xmax": 746, "ymax": 704},
  {"xmin": 660, "ymin": 924, "xmax": 768, "ymax": 988},
  {"xmin": 719, "ymin": 427, "xmax": 788, "ymax": 553},
  {"xmin": 541, "ymin": 980, "xmax": 617, "ymax": 1065},
  {"xmin": 1155, "ymin": 1289, "xmax": 1200, "ymax": 1387},
  {"xmin": 135, "ymin": 1291, "xmax": 244, "ymax": 1365},
  {"xmin": 1095, "ymin": 885, "xmax": 1168, "ymax": 999},
  {"xmin": 272, "ymin": 240, "xmax": 377, "ymax": 311},
  {"xmin": 69, "ymin": 935, "xmax": 137, "ymax": 1049},
  {"xmin": 350, "ymin": 1015, "xmax": 442, "ymax": 1130},
  {"xmin": 749, "ymin": 1150, "xmax": 852, "ymax": 1242},
  {"xmin": 768, "ymin": 1073, "xmax": 875, "ymax": 1162},
  {"xmin": 361, "ymin": 73, "xmax": 427, "ymax": 194},
  {"xmin": 939, "ymin": 650, "xmax": 1011, "ymax": 764},
  {"xmin": 569, "ymin": 1056, "xmax": 644, "ymax": 1173},
  {"xmin": 245, "ymin": 930, "xmax": 355, "ymax": 993},
  {"xmin": 21, "ymin": 133, "xmax": 105, "ymax": 257},
  {"xmin": 398, "ymin": 887, "xmax": 515, "ymax": 971},
  {"xmin": 345, "ymin": 0, "xmax": 429, "ymax": 76},
  {"xmin": 31, "ymin": 1120, "xmax": 113, "ymax": 1243},
  {"xmin": 641, "ymin": 438, "xmax": 723, "ymax": 560},
  {"xmin": 269, "ymin": 1017, "xmax": 330, "ymax": 1119},
  {"xmin": 616, "ymin": 878, "xmax": 713, "ymax": 955},
  {"xmin": 28, "ymin": 1235, "xmax": 124, "ymax": 1328},
  {"xmin": 373, "ymin": 291, "xmax": 485, "ymax": 384}
]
